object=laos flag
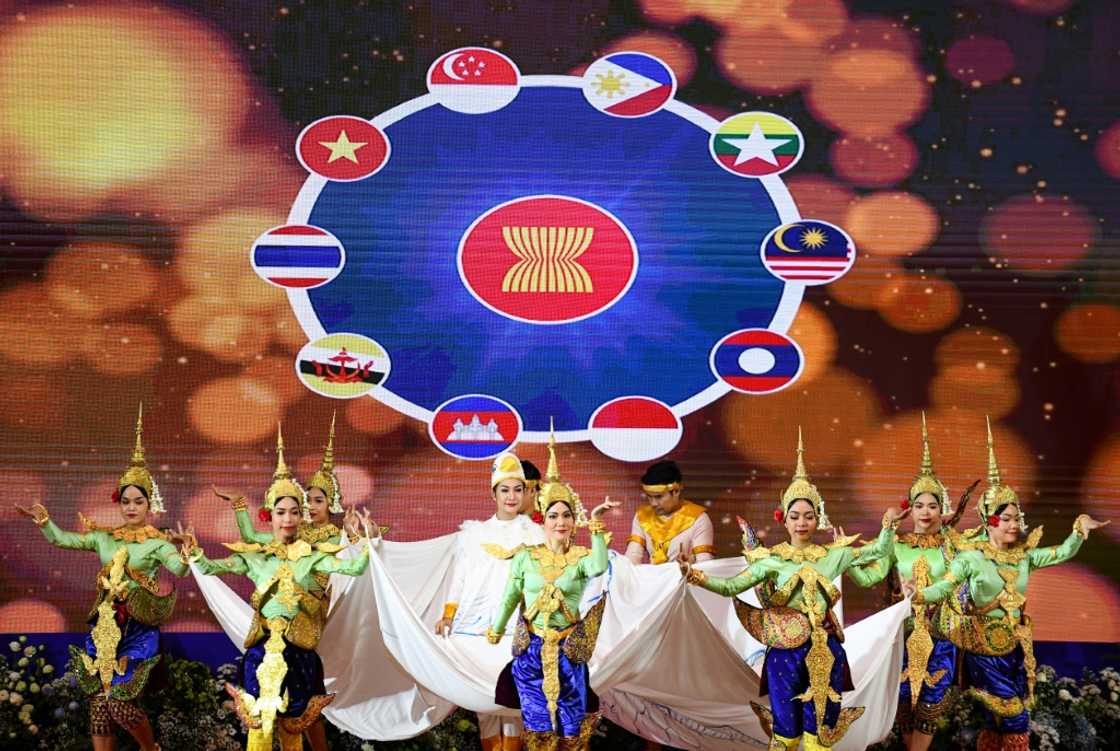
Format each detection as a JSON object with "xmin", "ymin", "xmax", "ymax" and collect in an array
[{"xmin": 710, "ymin": 329, "xmax": 803, "ymax": 394}]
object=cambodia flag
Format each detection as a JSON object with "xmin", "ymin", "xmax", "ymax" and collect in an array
[
  {"xmin": 710, "ymin": 329, "xmax": 803, "ymax": 394},
  {"xmin": 430, "ymin": 394, "xmax": 522, "ymax": 460},
  {"xmin": 588, "ymin": 396, "xmax": 682, "ymax": 462},
  {"xmin": 251, "ymin": 225, "xmax": 345, "ymax": 289}
]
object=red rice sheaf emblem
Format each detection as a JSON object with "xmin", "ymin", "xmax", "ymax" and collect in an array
[{"xmin": 457, "ymin": 195, "xmax": 638, "ymax": 324}]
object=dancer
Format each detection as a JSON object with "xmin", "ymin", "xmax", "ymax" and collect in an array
[
  {"xmin": 903, "ymin": 419, "xmax": 1108, "ymax": 751},
  {"xmin": 15, "ymin": 406, "xmax": 185, "ymax": 751},
  {"xmin": 489, "ymin": 432, "xmax": 618, "ymax": 751},
  {"xmin": 521, "ymin": 459, "xmax": 542, "ymax": 516},
  {"xmin": 847, "ymin": 414, "xmax": 977, "ymax": 751},
  {"xmin": 624, "ymin": 460, "xmax": 714, "ymax": 565},
  {"xmin": 435, "ymin": 452, "xmax": 546, "ymax": 751},
  {"xmin": 680, "ymin": 428, "xmax": 909, "ymax": 750},
  {"xmin": 180, "ymin": 426, "xmax": 373, "ymax": 751}
]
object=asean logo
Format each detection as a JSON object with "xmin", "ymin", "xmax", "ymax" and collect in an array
[{"xmin": 457, "ymin": 195, "xmax": 638, "ymax": 324}]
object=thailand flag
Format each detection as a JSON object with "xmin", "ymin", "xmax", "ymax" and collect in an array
[
  {"xmin": 251, "ymin": 225, "xmax": 346, "ymax": 289},
  {"xmin": 583, "ymin": 52, "xmax": 677, "ymax": 118},
  {"xmin": 430, "ymin": 394, "xmax": 522, "ymax": 460},
  {"xmin": 427, "ymin": 47, "xmax": 521, "ymax": 114},
  {"xmin": 588, "ymin": 396, "xmax": 682, "ymax": 462},
  {"xmin": 710, "ymin": 329, "xmax": 803, "ymax": 394}
]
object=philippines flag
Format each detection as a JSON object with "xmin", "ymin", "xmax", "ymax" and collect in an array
[
  {"xmin": 430, "ymin": 394, "xmax": 522, "ymax": 460},
  {"xmin": 582, "ymin": 52, "xmax": 677, "ymax": 118},
  {"xmin": 710, "ymin": 329, "xmax": 803, "ymax": 394},
  {"xmin": 427, "ymin": 47, "xmax": 521, "ymax": 114},
  {"xmin": 760, "ymin": 220, "xmax": 856, "ymax": 286},
  {"xmin": 588, "ymin": 396, "xmax": 682, "ymax": 462},
  {"xmin": 251, "ymin": 225, "xmax": 346, "ymax": 289}
]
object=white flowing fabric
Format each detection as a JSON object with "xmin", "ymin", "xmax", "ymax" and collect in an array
[{"xmin": 191, "ymin": 538, "xmax": 907, "ymax": 748}]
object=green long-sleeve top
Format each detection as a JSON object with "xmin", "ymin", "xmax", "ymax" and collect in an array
[
  {"xmin": 918, "ymin": 522, "xmax": 1086, "ymax": 621},
  {"xmin": 696, "ymin": 523, "xmax": 897, "ymax": 618},
  {"xmin": 848, "ymin": 531, "xmax": 953, "ymax": 591},
  {"xmin": 234, "ymin": 508, "xmax": 343, "ymax": 547},
  {"xmin": 492, "ymin": 532, "xmax": 609, "ymax": 634},
  {"xmin": 38, "ymin": 519, "xmax": 189, "ymax": 590},
  {"xmin": 191, "ymin": 538, "xmax": 369, "ymax": 622}
]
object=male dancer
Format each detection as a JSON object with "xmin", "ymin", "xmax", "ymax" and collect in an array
[{"xmin": 625, "ymin": 460, "xmax": 715, "ymax": 565}]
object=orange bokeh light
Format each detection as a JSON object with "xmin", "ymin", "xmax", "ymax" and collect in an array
[
  {"xmin": 0, "ymin": 470, "xmax": 46, "ymax": 522},
  {"xmin": 716, "ymin": 27, "xmax": 823, "ymax": 94},
  {"xmin": 845, "ymin": 190, "xmax": 940, "ymax": 257},
  {"xmin": 0, "ymin": 4, "xmax": 250, "ymax": 219},
  {"xmin": 807, "ymin": 49, "xmax": 930, "ymax": 136},
  {"xmin": 934, "ymin": 326, "xmax": 1021, "ymax": 375},
  {"xmin": 982, "ymin": 195, "xmax": 1096, "ymax": 272},
  {"xmin": 775, "ymin": 0, "xmax": 848, "ymax": 46},
  {"xmin": 46, "ymin": 245, "xmax": 159, "ymax": 320},
  {"xmin": 604, "ymin": 30, "xmax": 698, "ymax": 85},
  {"xmin": 345, "ymin": 397, "xmax": 412, "ymax": 437},
  {"xmin": 188, "ymin": 376, "xmax": 283, "ymax": 445},
  {"xmin": 877, "ymin": 274, "xmax": 962, "ymax": 333},
  {"xmin": 945, "ymin": 35, "xmax": 1015, "ymax": 86},
  {"xmin": 830, "ymin": 133, "xmax": 918, "ymax": 187},
  {"xmin": 0, "ymin": 283, "xmax": 87, "ymax": 365},
  {"xmin": 1053, "ymin": 303, "xmax": 1120, "ymax": 363},
  {"xmin": 81, "ymin": 322, "xmax": 163, "ymax": 376},
  {"xmin": 1080, "ymin": 435, "xmax": 1120, "ymax": 546},
  {"xmin": 0, "ymin": 599, "xmax": 66, "ymax": 632},
  {"xmin": 1027, "ymin": 563, "xmax": 1120, "ymax": 642},
  {"xmin": 178, "ymin": 208, "xmax": 286, "ymax": 297},
  {"xmin": 827, "ymin": 16, "xmax": 919, "ymax": 59},
  {"xmin": 720, "ymin": 367, "xmax": 881, "ymax": 472},
  {"xmin": 786, "ymin": 302, "xmax": 837, "ymax": 384},
  {"xmin": 827, "ymin": 255, "xmax": 903, "ymax": 311},
  {"xmin": 243, "ymin": 356, "xmax": 306, "ymax": 407},
  {"xmin": 929, "ymin": 365, "xmax": 1021, "ymax": 419},
  {"xmin": 785, "ymin": 175, "xmax": 857, "ymax": 226}
]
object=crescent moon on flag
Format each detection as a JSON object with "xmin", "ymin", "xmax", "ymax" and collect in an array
[
  {"xmin": 774, "ymin": 223, "xmax": 803, "ymax": 254},
  {"xmin": 442, "ymin": 53, "xmax": 465, "ymax": 81}
]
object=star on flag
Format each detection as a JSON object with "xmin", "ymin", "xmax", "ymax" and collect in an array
[
  {"xmin": 318, "ymin": 130, "xmax": 367, "ymax": 164},
  {"xmin": 721, "ymin": 122, "xmax": 791, "ymax": 167},
  {"xmin": 296, "ymin": 115, "xmax": 390, "ymax": 181}
]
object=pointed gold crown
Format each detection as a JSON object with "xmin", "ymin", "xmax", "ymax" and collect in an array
[
  {"xmin": 536, "ymin": 419, "xmax": 588, "ymax": 524},
  {"xmin": 265, "ymin": 423, "xmax": 306, "ymax": 510},
  {"xmin": 909, "ymin": 412, "xmax": 950, "ymax": 514},
  {"xmin": 307, "ymin": 412, "xmax": 343, "ymax": 513},
  {"xmin": 118, "ymin": 403, "xmax": 164, "ymax": 513},
  {"xmin": 978, "ymin": 416, "xmax": 1018, "ymax": 521},
  {"xmin": 780, "ymin": 426, "xmax": 830, "ymax": 529}
]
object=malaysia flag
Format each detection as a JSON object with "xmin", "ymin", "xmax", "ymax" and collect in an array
[
  {"xmin": 710, "ymin": 329, "xmax": 803, "ymax": 394},
  {"xmin": 582, "ymin": 52, "xmax": 676, "ymax": 118},
  {"xmin": 588, "ymin": 396, "xmax": 682, "ymax": 462},
  {"xmin": 427, "ymin": 47, "xmax": 521, "ymax": 114},
  {"xmin": 760, "ymin": 220, "xmax": 856, "ymax": 286},
  {"xmin": 430, "ymin": 394, "xmax": 522, "ymax": 460},
  {"xmin": 250, "ymin": 225, "xmax": 346, "ymax": 289}
]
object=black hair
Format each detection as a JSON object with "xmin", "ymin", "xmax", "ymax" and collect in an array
[
  {"xmin": 521, "ymin": 460, "xmax": 541, "ymax": 482},
  {"xmin": 120, "ymin": 484, "xmax": 150, "ymax": 500},
  {"xmin": 641, "ymin": 460, "xmax": 682, "ymax": 486}
]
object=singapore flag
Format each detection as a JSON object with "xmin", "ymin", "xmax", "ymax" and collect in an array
[{"xmin": 427, "ymin": 47, "xmax": 521, "ymax": 114}]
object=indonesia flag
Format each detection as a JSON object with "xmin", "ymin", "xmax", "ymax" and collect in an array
[
  {"xmin": 250, "ymin": 225, "xmax": 346, "ymax": 289},
  {"xmin": 588, "ymin": 396, "xmax": 682, "ymax": 462},
  {"xmin": 582, "ymin": 52, "xmax": 676, "ymax": 118},
  {"xmin": 427, "ymin": 47, "xmax": 521, "ymax": 114}
]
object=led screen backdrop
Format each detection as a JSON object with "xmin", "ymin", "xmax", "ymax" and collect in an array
[{"xmin": 0, "ymin": 0, "xmax": 1117, "ymax": 642}]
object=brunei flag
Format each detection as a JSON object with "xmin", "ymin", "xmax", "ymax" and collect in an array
[
  {"xmin": 296, "ymin": 333, "xmax": 390, "ymax": 399},
  {"xmin": 710, "ymin": 112, "xmax": 803, "ymax": 177}
]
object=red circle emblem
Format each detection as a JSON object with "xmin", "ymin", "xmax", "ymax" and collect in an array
[
  {"xmin": 296, "ymin": 116, "xmax": 390, "ymax": 182},
  {"xmin": 457, "ymin": 195, "xmax": 638, "ymax": 324}
]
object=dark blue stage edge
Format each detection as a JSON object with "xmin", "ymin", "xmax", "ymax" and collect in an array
[{"xmin": 7, "ymin": 633, "xmax": 1117, "ymax": 679}]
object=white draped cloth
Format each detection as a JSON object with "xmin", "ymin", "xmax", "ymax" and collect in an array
[{"xmin": 191, "ymin": 536, "xmax": 908, "ymax": 749}]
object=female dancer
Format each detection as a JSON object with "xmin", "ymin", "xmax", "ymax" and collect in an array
[
  {"xmin": 488, "ymin": 433, "xmax": 618, "ymax": 751},
  {"xmin": 180, "ymin": 426, "xmax": 373, "ymax": 751},
  {"xmin": 847, "ymin": 414, "xmax": 977, "ymax": 751},
  {"xmin": 679, "ymin": 428, "xmax": 908, "ymax": 751},
  {"xmin": 15, "ymin": 407, "xmax": 185, "ymax": 751},
  {"xmin": 903, "ymin": 419, "xmax": 1108, "ymax": 751}
]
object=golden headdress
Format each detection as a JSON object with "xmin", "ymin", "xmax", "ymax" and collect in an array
[
  {"xmin": 491, "ymin": 451, "xmax": 526, "ymax": 490},
  {"xmin": 536, "ymin": 420, "xmax": 588, "ymax": 525},
  {"xmin": 265, "ymin": 424, "xmax": 306, "ymax": 512},
  {"xmin": 780, "ymin": 427, "xmax": 831, "ymax": 529},
  {"xmin": 909, "ymin": 412, "xmax": 950, "ymax": 515},
  {"xmin": 307, "ymin": 412, "xmax": 343, "ymax": 514},
  {"xmin": 117, "ymin": 404, "xmax": 164, "ymax": 514},
  {"xmin": 978, "ymin": 416, "xmax": 1019, "ymax": 522}
]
